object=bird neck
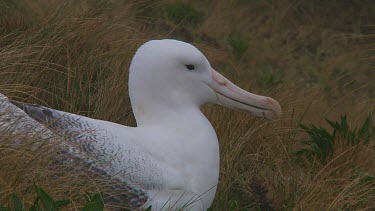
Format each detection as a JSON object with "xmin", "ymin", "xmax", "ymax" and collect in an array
[{"xmin": 131, "ymin": 98, "xmax": 209, "ymax": 127}]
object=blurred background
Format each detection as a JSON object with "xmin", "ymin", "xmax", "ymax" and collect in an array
[{"xmin": 0, "ymin": 0, "xmax": 374, "ymax": 210}]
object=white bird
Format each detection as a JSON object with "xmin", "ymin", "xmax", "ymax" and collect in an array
[{"xmin": 0, "ymin": 39, "xmax": 282, "ymax": 210}]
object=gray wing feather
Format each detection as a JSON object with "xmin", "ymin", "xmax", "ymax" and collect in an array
[
  {"xmin": 10, "ymin": 100, "xmax": 99, "ymax": 142},
  {"xmin": 6, "ymin": 99, "xmax": 149, "ymax": 209}
]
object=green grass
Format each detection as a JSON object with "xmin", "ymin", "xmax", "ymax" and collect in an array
[
  {"xmin": 166, "ymin": 2, "xmax": 203, "ymax": 25},
  {"xmin": 228, "ymin": 36, "xmax": 248, "ymax": 60},
  {"xmin": 297, "ymin": 113, "xmax": 374, "ymax": 163},
  {"xmin": 0, "ymin": 185, "xmax": 103, "ymax": 211},
  {"xmin": 256, "ymin": 65, "xmax": 284, "ymax": 88}
]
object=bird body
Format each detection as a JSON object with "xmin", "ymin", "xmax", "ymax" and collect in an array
[{"xmin": 0, "ymin": 39, "xmax": 281, "ymax": 210}]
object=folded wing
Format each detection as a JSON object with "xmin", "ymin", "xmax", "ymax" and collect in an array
[{"xmin": 0, "ymin": 94, "xmax": 151, "ymax": 209}]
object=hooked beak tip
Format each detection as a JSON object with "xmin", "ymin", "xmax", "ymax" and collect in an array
[
  {"xmin": 210, "ymin": 68, "xmax": 282, "ymax": 120},
  {"xmin": 262, "ymin": 97, "xmax": 282, "ymax": 120}
]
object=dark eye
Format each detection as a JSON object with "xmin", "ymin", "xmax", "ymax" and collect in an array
[{"xmin": 185, "ymin": 65, "xmax": 195, "ymax": 71}]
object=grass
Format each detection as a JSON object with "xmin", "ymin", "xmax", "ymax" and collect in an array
[
  {"xmin": 0, "ymin": 0, "xmax": 374, "ymax": 210},
  {"xmin": 228, "ymin": 36, "xmax": 248, "ymax": 60},
  {"xmin": 166, "ymin": 1, "xmax": 203, "ymax": 25},
  {"xmin": 256, "ymin": 65, "xmax": 284, "ymax": 88},
  {"xmin": 297, "ymin": 113, "xmax": 374, "ymax": 163},
  {"xmin": 0, "ymin": 184, "xmax": 104, "ymax": 210}
]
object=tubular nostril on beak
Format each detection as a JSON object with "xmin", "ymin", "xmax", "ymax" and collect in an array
[
  {"xmin": 210, "ymin": 68, "xmax": 282, "ymax": 119},
  {"xmin": 212, "ymin": 68, "xmax": 227, "ymax": 86},
  {"xmin": 218, "ymin": 79, "xmax": 226, "ymax": 86}
]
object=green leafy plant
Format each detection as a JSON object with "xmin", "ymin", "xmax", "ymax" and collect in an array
[
  {"xmin": 30, "ymin": 184, "xmax": 71, "ymax": 211},
  {"xmin": 145, "ymin": 206, "xmax": 152, "ymax": 211},
  {"xmin": 166, "ymin": 2, "xmax": 203, "ymax": 25},
  {"xmin": 82, "ymin": 193, "xmax": 104, "ymax": 211},
  {"xmin": 228, "ymin": 37, "xmax": 248, "ymax": 60},
  {"xmin": 11, "ymin": 194, "xmax": 24, "ymax": 211},
  {"xmin": 296, "ymin": 113, "xmax": 374, "ymax": 163},
  {"xmin": 256, "ymin": 65, "xmax": 284, "ymax": 88},
  {"xmin": 0, "ymin": 185, "xmax": 104, "ymax": 211}
]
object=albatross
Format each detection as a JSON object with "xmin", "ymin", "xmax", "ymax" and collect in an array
[{"xmin": 0, "ymin": 39, "xmax": 282, "ymax": 210}]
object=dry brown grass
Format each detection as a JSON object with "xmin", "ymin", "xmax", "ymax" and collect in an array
[{"xmin": 0, "ymin": 0, "xmax": 374, "ymax": 210}]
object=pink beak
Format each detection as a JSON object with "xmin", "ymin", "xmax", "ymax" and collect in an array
[{"xmin": 208, "ymin": 69, "xmax": 282, "ymax": 120}]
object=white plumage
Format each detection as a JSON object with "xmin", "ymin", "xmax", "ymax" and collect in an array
[{"xmin": 0, "ymin": 39, "xmax": 282, "ymax": 210}]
